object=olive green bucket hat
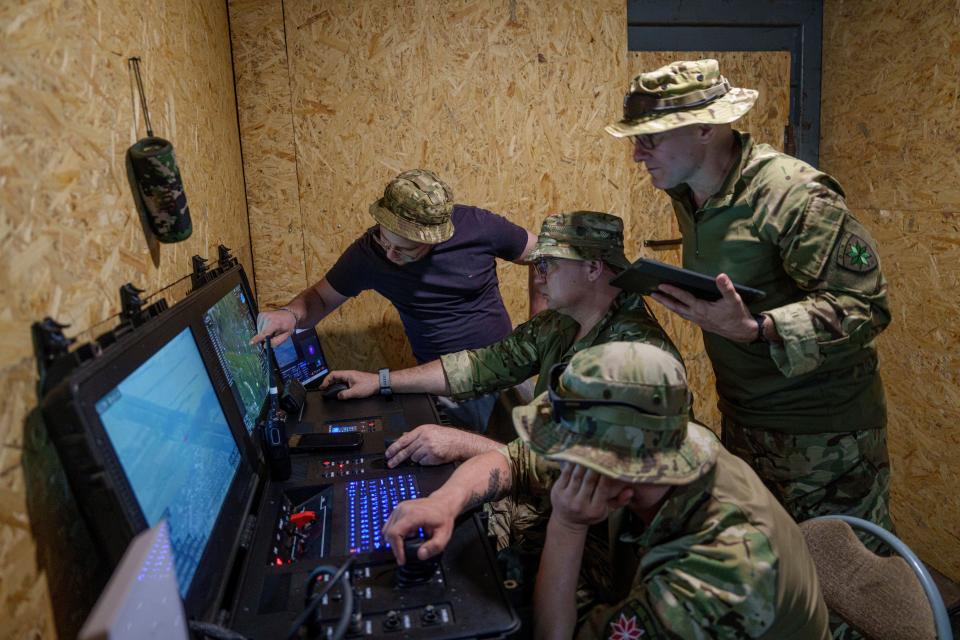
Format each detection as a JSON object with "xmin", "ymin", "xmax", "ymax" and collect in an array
[
  {"xmin": 369, "ymin": 169, "xmax": 455, "ymax": 244},
  {"xmin": 526, "ymin": 211, "xmax": 631, "ymax": 271},
  {"xmin": 513, "ymin": 342, "xmax": 718, "ymax": 485},
  {"xmin": 606, "ymin": 59, "xmax": 758, "ymax": 138}
]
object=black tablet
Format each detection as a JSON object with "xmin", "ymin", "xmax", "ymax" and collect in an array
[
  {"xmin": 611, "ymin": 258, "xmax": 766, "ymax": 303},
  {"xmin": 272, "ymin": 327, "xmax": 330, "ymax": 388}
]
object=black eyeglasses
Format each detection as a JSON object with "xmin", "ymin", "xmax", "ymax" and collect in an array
[
  {"xmin": 547, "ymin": 363, "xmax": 654, "ymax": 424},
  {"xmin": 633, "ymin": 133, "xmax": 662, "ymax": 151},
  {"xmin": 533, "ymin": 257, "xmax": 553, "ymax": 278},
  {"xmin": 373, "ymin": 230, "xmax": 425, "ymax": 259}
]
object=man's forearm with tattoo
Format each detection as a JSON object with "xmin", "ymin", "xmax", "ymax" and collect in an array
[
  {"xmin": 381, "ymin": 451, "xmax": 514, "ymax": 562},
  {"xmin": 464, "ymin": 468, "xmax": 506, "ymax": 510},
  {"xmin": 431, "ymin": 451, "xmax": 514, "ymax": 517}
]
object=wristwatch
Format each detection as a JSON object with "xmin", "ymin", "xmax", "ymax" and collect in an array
[
  {"xmin": 752, "ymin": 314, "xmax": 768, "ymax": 344},
  {"xmin": 378, "ymin": 368, "xmax": 392, "ymax": 396}
]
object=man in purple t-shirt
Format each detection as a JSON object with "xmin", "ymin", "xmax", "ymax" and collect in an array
[{"xmin": 253, "ymin": 169, "xmax": 539, "ymax": 431}]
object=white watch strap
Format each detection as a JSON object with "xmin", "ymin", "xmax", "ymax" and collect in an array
[{"xmin": 378, "ymin": 368, "xmax": 392, "ymax": 396}]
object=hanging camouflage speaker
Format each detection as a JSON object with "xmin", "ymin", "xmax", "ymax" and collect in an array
[
  {"xmin": 126, "ymin": 136, "xmax": 192, "ymax": 242},
  {"xmin": 126, "ymin": 58, "xmax": 192, "ymax": 243}
]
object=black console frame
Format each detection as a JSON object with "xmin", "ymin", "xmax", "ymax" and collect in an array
[
  {"xmin": 40, "ymin": 265, "xmax": 266, "ymax": 621},
  {"xmin": 40, "ymin": 259, "xmax": 520, "ymax": 639}
]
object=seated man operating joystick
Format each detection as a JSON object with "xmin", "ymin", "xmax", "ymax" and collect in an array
[{"xmin": 382, "ymin": 342, "xmax": 830, "ymax": 639}]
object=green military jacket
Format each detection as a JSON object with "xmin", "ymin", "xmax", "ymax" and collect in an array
[
  {"xmin": 666, "ymin": 132, "xmax": 890, "ymax": 432},
  {"xmin": 440, "ymin": 292, "xmax": 679, "ymax": 401},
  {"xmin": 505, "ymin": 440, "xmax": 830, "ymax": 639}
]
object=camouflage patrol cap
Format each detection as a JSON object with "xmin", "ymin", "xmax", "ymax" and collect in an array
[
  {"xmin": 513, "ymin": 342, "xmax": 718, "ymax": 485},
  {"xmin": 606, "ymin": 59, "xmax": 758, "ymax": 138},
  {"xmin": 527, "ymin": 211, "xmax": 630, "ymax": 270},
  {"xmin": 369, "ymin": 169, "xmax": 455, "ymax": 244}
]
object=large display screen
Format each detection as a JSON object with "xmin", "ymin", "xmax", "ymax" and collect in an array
[
  {"xmin": 203, "ymin": 285, "xmax": 269, "ymax": 433},
  {"xmin": 95, "ymin": 328, "xmax": 242, "ymax": 596}
]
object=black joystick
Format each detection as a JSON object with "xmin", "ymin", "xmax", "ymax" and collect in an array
[{"xmin": 395, "ymin": 537, "xmax": 440, "ymax": 588}]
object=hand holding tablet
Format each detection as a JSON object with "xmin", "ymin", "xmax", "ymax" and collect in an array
[{"xmin": 610, "ymin": 258, "xmax": 765, "ymax": 303}]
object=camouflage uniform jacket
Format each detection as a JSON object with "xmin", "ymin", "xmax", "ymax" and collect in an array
[
  {"xmin": 439, "ymin": 292, "xmax": 679, "ymax": 401},
  {"xmin": 505, "ymin": 440, "xmax": 831, "ymax": 639},
  {"xmin": 667, "ymin": 131, "xmax": 890, "ymax": 432}
]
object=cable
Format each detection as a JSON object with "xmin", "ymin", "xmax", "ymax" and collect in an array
[
  {"xmin": 188, "ymin": 621, "xmax": 250, "ymax": 639},
  {"xmin": 128, "ymin": 57, "xmax": 154, "ymax": 137},
  {"xmin": 286, "ymin": 557, "xmax": 355, "ymax": 640}
]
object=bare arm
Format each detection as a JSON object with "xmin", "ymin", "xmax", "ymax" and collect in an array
[
  {"xmin": 392, "ymin": 359, "xmax": 449, "ymax": 394},
  {"xmin": 321, "ymin": 359, "xmax": 450, "ymax": 399},
  {"xmin": 283, "ymin": 278, "xmax": 349, "ymax": 328},
  {"xmin": 535, "ymin": 519, "xmax": 587, "ymax": 640},
  {"xmin": 250, "ymin": 278, "xmax": 349, "ymax": 346},
  {"xmin": 385, "ymin": 424, "xmax": 503, "ymax": 467},
  {"xmin": 381, "ymin": 450, "xmax": 513, "ymax": 564},
  {"xmin": 534, "ymin": 465, "xmax": 634, "ymax": 640}
]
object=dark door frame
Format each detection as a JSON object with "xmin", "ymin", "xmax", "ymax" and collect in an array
[{"xmin": 626, "ymin": 0, "xmax": 823, "ymax": 167}]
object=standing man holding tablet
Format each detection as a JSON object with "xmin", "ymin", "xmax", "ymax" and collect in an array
[
  {"xmin": 252, "ymin": 169, "xmax": 540, "ymax": 432},
  {"xmin": 606, "ymin": 59, "xmax": 893, "ymax": 535}
]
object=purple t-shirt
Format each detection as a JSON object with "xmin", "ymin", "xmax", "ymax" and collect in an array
[{"xmin": 325, "ymin": 205, "xmax": 529, "ymax": 363}]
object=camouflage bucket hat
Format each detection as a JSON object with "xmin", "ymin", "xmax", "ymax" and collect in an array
[
  {"xmin": 512, "ymin": 342, "xmax": 718, "ymax": 485},
  {"xmin": 605, "ymin": 59, "xmax": 758, "ymax": 138},
  {"xmin": 369, "ymin": 169, "xmax": 455, "ymax": 244},
  {"xmin": 527, "ymin": 211, "xmax": 631, "ymax": 271}
]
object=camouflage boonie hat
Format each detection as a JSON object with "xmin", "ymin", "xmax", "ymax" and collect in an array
[
  {"xmin": 606, "ymin": 59, "xmax": 758, "ymax": 138},
  {"xmin": 527, "ymin": 211, "xmax": 630, "ymax": 270},
  {"xmin": 369, "ymin": 169, "xmax": 455, "ymax": 244},
  {"xmin": 513, "ymin": 342, "xmax": 718, "ymax": 485}
]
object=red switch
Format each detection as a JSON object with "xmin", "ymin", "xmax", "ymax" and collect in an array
[{"xmin": 290, "ymin": 511, "xmax": 317, "ymax": 528}]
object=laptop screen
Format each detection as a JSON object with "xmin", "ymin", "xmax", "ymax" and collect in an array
[
  {"xmin": 94, "ymin": 328, "xmax": 242, "ymax": 596},
  {"xmin": 274, "ymin": 328, "xmax": 329, "ymax": 386},
  {"xmin": 203, "ymin": 284, "xmax": 270, "ymax": 433}
]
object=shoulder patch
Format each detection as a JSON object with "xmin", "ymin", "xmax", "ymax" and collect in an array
[
  {"xmin": 607, "ymin": 611, "xmax": 648, "ymax": 639},
  {"xmin": 836, "ymin": 232, "xmax": 878, "ymax": 272},
  {"xmin": 603, "ymin": 599, "xmax": 667, "ymax": 640}
]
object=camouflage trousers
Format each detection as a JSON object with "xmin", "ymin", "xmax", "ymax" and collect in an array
[
  {"xmin": 721, "ymin": 418, "xmax": 892, "ymax": 531},
  {"xmin": 722, "ymin": 420, "xmax": 893, "ymax": 640}
]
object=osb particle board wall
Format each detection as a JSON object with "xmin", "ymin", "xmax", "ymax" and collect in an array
[
  {"xmin": 0, "ymin": 1, "xmax": 251, "ymax": 637},
  {"xmin": 822, "ymin": 0, "xmax": 960, "ymax": 581},
  {"xmin": 229, "ymin": 0, "xmax": 309, "ymax": 307},
  {"xmin": 231, "ymin": 0, "xmax": 790, "ymax": 431}
]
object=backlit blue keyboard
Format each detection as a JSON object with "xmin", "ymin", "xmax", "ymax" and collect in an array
[{"xmin": 345, "ymin": 474, "xmax": 420, "ymax": 554}]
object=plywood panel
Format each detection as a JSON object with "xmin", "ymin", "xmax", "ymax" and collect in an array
[
  {"xmin": 822, "ymin": 0, "xmax": 960, "ymax": 582},
  {"xmin": 0, "ymin": 1, "xmax": 250, "ymax": 636},
  {"xmin": 821, "ymin": 0, "xmax": 960, "ymax": 212},
  {"xmin": 229, "ymin": 0, "xmax": 309, "ymax": 308},
  {"xmin": 866, "ymin": 208, "xmax": 960, "ymax": 581},
  {"xmin": 282, "ymin": 0, "xmax": 635, "ymax": 371},
  {"xmin": 273, "ymin": 0, "xmax": 791, "ymax": 404}
]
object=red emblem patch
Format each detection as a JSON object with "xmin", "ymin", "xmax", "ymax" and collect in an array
[{"xmin": 608, "ymin": 613, "xmax": 645, "ymax": 640}]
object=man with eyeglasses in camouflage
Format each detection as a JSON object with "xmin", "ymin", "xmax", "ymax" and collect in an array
[
  {"xmin": 606, "ymin": 59, "xmax": 893, "ymax": 540},
  {"xmin": 321, "ymin": 211, "xmax": 680, "ymax": 463},
  {"xmin": 252, "ymin": 169, "xmax": 540, "ymax": 432}
]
